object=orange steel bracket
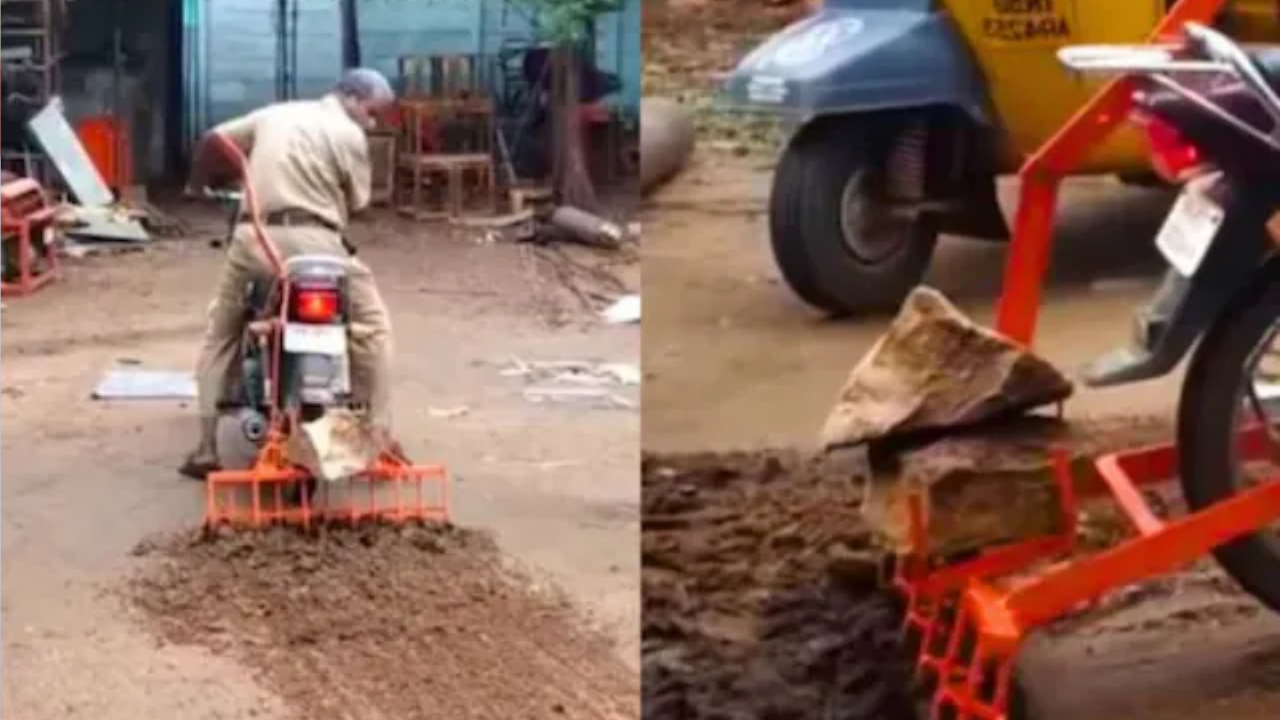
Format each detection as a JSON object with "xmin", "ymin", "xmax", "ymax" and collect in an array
[
  {"xmin": 896, "ymin": 426, "xmax": 1280, "ymax": 720},
  {"xmin": 993, "ymin": 0, "xmax": 1230, "ymax": 346}
]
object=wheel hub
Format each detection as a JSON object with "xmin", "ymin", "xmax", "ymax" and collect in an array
[{"xmin": 838, "ymin": 170, "xmax": 910, "ymax": 265}]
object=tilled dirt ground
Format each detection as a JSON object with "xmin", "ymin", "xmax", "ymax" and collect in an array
[
  {"xmin": 130, "ymin": 521, "xmax": 636, "ymax": 720},
  {"xmin": 641, "ymin": 450, "xmax": 1280, "ymax": 720},
  {"xmin": 642, "ymin": 450, "xmax": 893, "ymax": 719}
]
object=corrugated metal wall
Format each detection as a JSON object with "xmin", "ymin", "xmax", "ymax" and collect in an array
[
  {"xmin": 183, "ymin": 0, "xmax": 341, "ymax": 144},
  {"xmin": 184, "ymin": 0, "xmax": 640, "ymax": 144},
  {"xmin": 360, "ymin": 0, "xmax": 484, "ymax": 79}
]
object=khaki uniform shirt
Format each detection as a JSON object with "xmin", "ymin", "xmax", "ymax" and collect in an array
[{"xmin": 211, "ymin": 94, "xmax": 371, "ymax": 230}]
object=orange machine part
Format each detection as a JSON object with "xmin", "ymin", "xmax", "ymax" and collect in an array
[
  {"xmin": 994, "ymin": 0, "xmax": 1232, "ymax": 346},
  {"xmin": 204, "ymin": 434, "xmax": 451, "ymax": 528},
  {"xmin": 76, "ymin": 116, "xmax": 133, "ymax": 191},
  {"xmin": 1, "ymin": 176, "xmax": 59, "ymax": 298},
  {"xmin": 892, "ymin": 2, "xmax": 1280, "ymax": 718},
  {"xmin": 899, "ymin": 430, "xmax": 1280, "ymax": 719}
]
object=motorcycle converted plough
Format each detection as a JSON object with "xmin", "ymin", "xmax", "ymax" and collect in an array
[
  {"xmin": 830, "ymin": 2, "xmax": 1280, "ymax": 717},
  {"xmin": 200, "ymin": 135, "xmax": 449, "ymax": 529}
]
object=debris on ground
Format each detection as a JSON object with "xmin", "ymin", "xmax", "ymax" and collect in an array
[
  {"xmin": 501, "ymin": 358, "xmax": 641, "ymax": 386},
  {"xmin": 533, "ymin": 240, "xmax": 637, "ymax": 317},
  {"xmin": 524, "ymin": 385, "xmax": 637, "ymax": 410},
  {"xmin": 457, "ymin": 203, "xmax": 627, "ymax": 250},
  {"xmin": 129, "ymin": 521, "xmax": 638, "ymax": 720},
  {"xmin": 91, "ymin": 367, "xmax": 197, "ymax": 400},
  {"xmin": 500, "ymin": 358, "xmax": 640, "ymax": 411},
  {"xmin": 55, "ymin": 202, "xmax": 150, "ymax": 244},
  {"xmin": 602, "ymin": 294, "xmax": 641, "ymax": 324},
  {"xmin": 455, "ymin": 208, "xmax": 540, "ymax": 244},
  {"xmin": 428, "ymin": 405, "xmax": 471, "ymax": 419},
  {"xmin": 548, "ymin": 205, "xmax": 626, "ymax": 248},
  {"xmin": 821, "ymin": 286, "xmax": 1074, "ymax": 451}
]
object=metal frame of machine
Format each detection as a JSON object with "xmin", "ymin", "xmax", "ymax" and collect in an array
[{"xmin": 895, "ymin": 1, "xmax": 1280, "ymax": 717}]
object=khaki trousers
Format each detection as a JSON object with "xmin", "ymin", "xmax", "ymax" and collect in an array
[{"xmin": 196, "ymin": 224, "xmax": 394, "ymax": 429}]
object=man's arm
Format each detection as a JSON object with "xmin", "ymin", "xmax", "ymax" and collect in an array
[
  {"xmin": 186, "ymin": 108, "xmax": 268, "ymax": 192},
  {"xmin": 337, "ymin": 128, "xmax": 373, "ymax": 217}
]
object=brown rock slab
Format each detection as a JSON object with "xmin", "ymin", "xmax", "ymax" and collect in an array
[
  {"xmin": 855, "ymin": 415, "xmax": 1174, "ymax": 556},
  {"xmin": 820, "ymin": 287, "xmax": 1074, "ymax": 450}
]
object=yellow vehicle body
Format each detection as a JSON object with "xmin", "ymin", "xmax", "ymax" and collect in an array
[{"xmin": 843, "ymin": 0, "xmax": 1280, "ymax": 173}]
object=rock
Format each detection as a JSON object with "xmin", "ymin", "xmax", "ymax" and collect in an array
[
  {"xmin": 820, "ymin": 287, "xmax": 1074, "ymax": 450},
  {"xmin": 288, "ymin": 409, "xmax": 390, "ymax": 482},
  {"xmin": 857, "ymin": 414, "xmax": 1174, "ymax": 556}
]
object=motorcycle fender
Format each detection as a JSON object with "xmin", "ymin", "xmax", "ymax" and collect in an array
[
  {"xmin": 1141, "ymin": 196, "xmax": 1275, "ymax": 373},
  {"xmin": 720, "ymin": 7, "xmax": 993, "ymax": 124}
]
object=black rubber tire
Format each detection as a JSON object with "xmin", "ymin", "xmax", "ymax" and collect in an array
[
  {"xmin": 768, "ymin": 117, "xmax": 939, "ymax": 317},
  {"xmin": 1177, "ymin": 258, "xmax": 1280, "ymax": 612}
]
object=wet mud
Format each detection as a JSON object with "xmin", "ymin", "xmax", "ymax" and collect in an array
[{"xmin": 642, "ymin": 450, "xmax": 914, "ymax": 720}]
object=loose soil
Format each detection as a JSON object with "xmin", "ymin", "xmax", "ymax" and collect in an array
[
  {"xmin": 129, "ymin": 520, "xmax": 637, "ymax": 720},
  {"xmin": 642, "ymin": 450, "xmax": 892, "ymax": 719},
  {"xmin": 642, "ymin": 449, "xmax": 1280, "ymax": 720}
]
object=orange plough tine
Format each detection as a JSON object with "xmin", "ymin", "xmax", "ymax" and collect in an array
[{"xmin": 204, "ymin": 454, "xmax": 450, "ymax": 528}]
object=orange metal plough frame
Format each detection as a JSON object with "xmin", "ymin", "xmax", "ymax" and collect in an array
[
  {"xmin": 201, "ymin": 134, "xmax": 450, "ymax": 528},
  {"xmin": 891, "ymin": 1, "xmax": 1280, "ymax": 717}
]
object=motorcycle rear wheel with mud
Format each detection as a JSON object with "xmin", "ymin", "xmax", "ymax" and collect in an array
[{"xmin": 1177, "ymin": 257, "xmax": 1280, "ymax": 612}]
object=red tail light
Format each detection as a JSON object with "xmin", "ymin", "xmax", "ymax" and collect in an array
[
  {"xmin": 292, "ymin": 287, "xmax": 339, "ymax": 323},
  {"xmin": 1132, "ymin": 110, "xmax": 1203, "ymax": 182}
]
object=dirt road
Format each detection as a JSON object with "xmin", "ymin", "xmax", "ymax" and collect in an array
[
  {"xmin": 0, "ymin": 212, "xmax": 639, "ymax": 719},
  {"xmin": 642, "ymin": 152, "xmax": 1186, "ymax": 453},
  {"xmin": 639, "ymin": 150, "xmax": 1280, "ymax": 718}
]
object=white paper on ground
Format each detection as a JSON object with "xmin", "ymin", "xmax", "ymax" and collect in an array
[
  {"xmin": 92, "ymin": 369, "xmax": 196, "ymax": 400},
  {"xmin": 600, "ymin": 294, "xmax": 640, "ymax": 324}
]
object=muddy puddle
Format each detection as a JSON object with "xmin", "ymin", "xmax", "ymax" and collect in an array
[
  {"xmin": 129, "ymin": 521, "xmax": 637, "ymax": 720},
  {"xmin": 642, "ymin": 449, "xmax": 1280, "ymax": 720}
]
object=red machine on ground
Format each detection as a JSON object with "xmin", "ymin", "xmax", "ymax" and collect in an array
[
  {"xmin": 886, "ymin": 1, "xmax": 1280, "ymax": 718},
  {"xmin": 0, "ymin": 172, "xmax": 58, "ymax": 297}
]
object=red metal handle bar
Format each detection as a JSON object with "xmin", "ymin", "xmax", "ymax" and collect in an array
[{"xmin": 208, "ymin": 132, "xmax": 285, "ymax": 279}]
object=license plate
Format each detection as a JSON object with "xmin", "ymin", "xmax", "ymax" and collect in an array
[
  {"xmin": 283, "ymin": 323, "xmax": 347, "ymax": 355},
  {"xmin": 1155, "ymin": 188, "xmax": 1224, "ymax": 277}
]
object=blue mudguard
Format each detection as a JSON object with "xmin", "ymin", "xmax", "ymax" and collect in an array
[{"xmin": 720, "ymin": 2, "xmax": 993, "ymax": 124}]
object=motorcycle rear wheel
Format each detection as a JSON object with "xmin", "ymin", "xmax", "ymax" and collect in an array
[{"xmin": 1177, "ymin": 258, "xmax": 1280, "ymax": 612}]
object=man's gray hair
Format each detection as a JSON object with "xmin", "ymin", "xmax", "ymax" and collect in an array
[{"xmin": 334, "ymin": 68, "xmax": 395, "ymax": 104}]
